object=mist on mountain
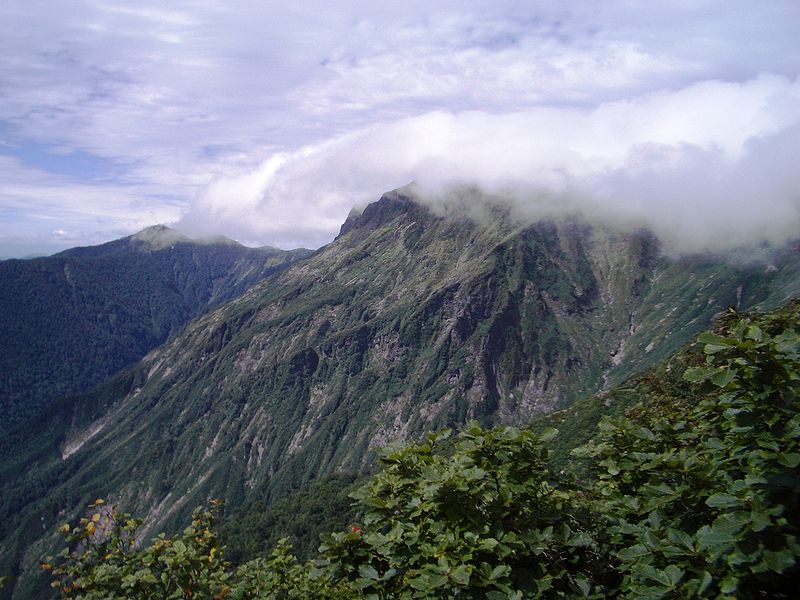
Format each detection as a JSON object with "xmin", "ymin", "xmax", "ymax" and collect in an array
[{"xmin": 178, "ymin": 74, "xmax": 800, "ymax": 255}]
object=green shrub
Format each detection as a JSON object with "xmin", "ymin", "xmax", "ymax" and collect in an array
[
  {"xmin": 579, "ymin": 308, "xmax": 800, "ymax": 598},
  {"xmin": 316, "ymin": 425, "xmax": 606, "ymax": 598}
]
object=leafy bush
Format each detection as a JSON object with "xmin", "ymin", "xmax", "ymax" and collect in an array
[
  {"xmin": 228, "ymin": 540, "xmax": 351, "ymax": 599},
  {"xmin": 46, "ymin": 499, "xmax": 230, "ymax": 599},
  {"xmin": 580, "ymin": 307, "xmax": 800, "ymax": 598},
  {"xmin": 317, "ymin": 425, "xmax": 604, "ymax": 598},
  {"xmin": 45, "ymin": 499, "xmax": 349, "ymax": 599}
]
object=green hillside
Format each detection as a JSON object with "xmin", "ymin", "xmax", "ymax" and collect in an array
[
  {"xmin": 27, "ymin": 298, "xmax": 799, "ymax": 599},
  {"xmin": 0, "ymin": 226, "xmax": 309, "ymax": 432}
]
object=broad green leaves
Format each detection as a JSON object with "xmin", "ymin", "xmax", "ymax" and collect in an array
[
  {"xmin": 581, "ymin": 304, "xmax": 800, "ymax": 598},
  {"xmin": 318, "ymin": 424, "xmax": 603, "ymax": 598}
]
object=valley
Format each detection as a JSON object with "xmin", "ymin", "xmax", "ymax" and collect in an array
[{"xmin": 0, "ymin": 226, "xmax": 310, "ymax": 434}]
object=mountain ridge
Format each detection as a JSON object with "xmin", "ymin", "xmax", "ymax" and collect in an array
[
  {"xmin": 3, "ymin": 191, "xmax": 800, "ymax": 598},
  {"xmin": 0, "ymin": 228, "xmax": 311, "ymax": 435},
  {"xmin": 54, "ymin": 225, "xmax": 301, "ymax": 258}
]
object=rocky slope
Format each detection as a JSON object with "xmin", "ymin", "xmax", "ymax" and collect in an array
[{"xmin": 3, "ymin": 192, "xmax": 799, "ymax": 598}]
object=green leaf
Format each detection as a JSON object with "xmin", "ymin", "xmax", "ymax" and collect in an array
[
  {"xmin": 698, "ymin": 332, "xmax": 736, "ymax": 352},
  {"xmin": 746, "ymin": 325, "xmax": 763, "ymax": 342},
  {"xmin": 777, "ymin": 452, "xmax": 800, "ymax": 468},
  {"xmin": 575, "ymin": 576, "xmax": 591, "ymax": 596},
  {"xmin": 697, "ymin": 571, "xmax": 713, "ymax": 595},
  {"xmin": 408, "ymin": 576, "xmax": 430, "ymax": 591},
  {"xmin": 663, "ymin": 564, "xmax": 684, "ymax": 587},
  {"xmin": 478, "ymin": 537, "xmax": 499, "ymax": 551},
  {"xmin": 632, "ymin": 427, "xmax": 656, "ymax": 441},
  {"xmin": 666, "ymin": 528, "xmax": 694, "ymax": 552},
  {"xmin": 684, "ymin": 367, "xmax": 712, "ymax": 383},
  {"xmin": 598, "ymin": 419, "xmax": 619, "ymax": 432},
  {"xmin": 720, "ymin": 575, "xmax": 739, "ymax": 593},
  {"xmin": 645, "ymin": 482, "xmax": 675, "ymax": 496},
  {"xmin": 538, "ymin": 427, "xmax": 558, "ymax": 442},
  {"xmin": 643, "ymin": 530, "xmax": 659, "ymax": 550},
  {"xmin": 353, "ymin": 577, "xmax": 375, "ymax": 590},
  {"xmin": 705, "ymin": 494, "xmax": 740, "ymax": 509},
  {"xmin": 358, "ymin": 565, "xmax": 379, "ymax": 580},
  {"xmin": 636, "ymin": 565, "xmax": 673, "ymax": 589},
  {"xmin": 711, "ymin": 368, "xmax": 736, "ymax": 388},
  {"xmin": 763, "ymin": 550, "xmax": 795, "ymax": 573},
  {"xmin": 697, "ymin": 526, "xmax": 736, "ymax": 551},
  {"xmin": 489, "ymin": 565, "xmax": 510, "ymax": 580},
  {"xmin": 750, "ymin": 510, "xmax": 772, "ymax": 532},
  {"xmin": 698, "ymin": 332, "xmax": 733, "ymax": 344},
  {"xmin": 450, "ymin": 565, "xmax": 471, "ymax": 586},
  {"xmin": 617, "ymin": 544, "xmax": 649, "ymax": 562}
]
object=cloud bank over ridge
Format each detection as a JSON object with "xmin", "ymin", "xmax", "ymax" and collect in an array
[{"xmin": 181, "ymin": 74, "xmax": 800, "ymax": 253}]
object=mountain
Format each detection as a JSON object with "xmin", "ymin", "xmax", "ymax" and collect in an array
[
  {"xmin": 0, "ymin": 225, "xmax": 311, "ymax": 434},
  {"xmin": 2, "ymin": 192, "xmax": 800, "ymax": 598}
]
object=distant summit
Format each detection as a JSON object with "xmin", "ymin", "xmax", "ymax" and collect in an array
[
  {"xmin": 196, "ymin": 234, "xmax": 243, "ymax": 247},
  {"xmin": 130, "ymin": 224, "xmax": 191, "ymax": 249},
  {"xmin": 57, "ymin": 225, "xmax": 253, "ymax": 258},
  {"xmin": 55, "ymin": 225, "xmax": 309, "ymax": 259}
]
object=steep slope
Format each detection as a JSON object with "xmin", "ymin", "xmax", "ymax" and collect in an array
[
  {"xmin": 24, "ymin": 300, "xmax": 800, "ymax": 599},
  {"xmin": 3, "ymin": 192, "xmax": 800, "ymax": 598},
  {"xmin": 0, "ymin": 226, "xmax": 310, "ymax": 434}
]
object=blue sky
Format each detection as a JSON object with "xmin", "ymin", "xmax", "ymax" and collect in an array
[{"xmin": 1, "ymin": 1, "xmax": 799, "ymax": 257}]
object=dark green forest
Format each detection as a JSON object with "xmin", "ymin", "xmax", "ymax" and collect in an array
[
  {"xmin": 0, "ymin": 235, "xmax": 307, "ymax": 434},
  {"xmin": 23, "ymin": 300, "xmax": 798, "ymax": 598}
]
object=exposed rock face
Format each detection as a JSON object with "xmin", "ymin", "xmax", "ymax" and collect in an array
[{"xmin": 3, "ymin": 191, "xmax": 799, "ymax": 598}]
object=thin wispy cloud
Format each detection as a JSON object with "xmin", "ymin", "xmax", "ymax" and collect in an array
[{"xmin": 0, "ymin": 1, "xmax": 798, "ymax": 255}]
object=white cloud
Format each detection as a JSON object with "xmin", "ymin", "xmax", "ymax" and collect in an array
[
  {"xmin": 294, "ymin": 37, "xmax": 695, "ymax": 117},
  {"xmin": 0, "ymin": 155, "xmax": 183, "ymax": 246},
  {"xmin": 180, "ymin": 75, "xmax": 800, "ymax": 253}
]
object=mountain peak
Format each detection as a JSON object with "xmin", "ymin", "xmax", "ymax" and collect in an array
[
  {"xmin": 130, "ymin": 225, "xmax": 191, "ymax": 249},
  {"xmin": 337, "ymin": 190, "xmax": 426, "ymax": 239},
  {"xmin": 196, "ymin": 234, "xmax": 244, "ymax": 247}
]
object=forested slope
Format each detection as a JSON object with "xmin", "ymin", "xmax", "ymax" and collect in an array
[
  {"xmin": 0, "ymin": 226, "xmax": 309, "ymax": 432},
  {"xmin": 25, "ymin": 299, "xmax": 799, "ymax": 599}
]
